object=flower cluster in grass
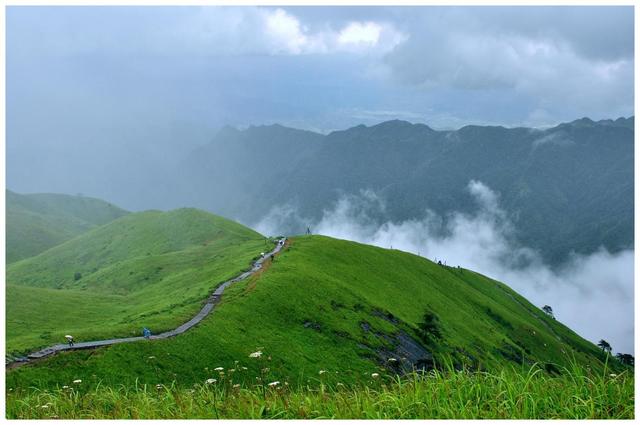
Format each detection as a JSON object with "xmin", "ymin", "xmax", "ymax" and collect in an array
[{"xmin": 5, "ymin": 353, "xmax": 634, "ymax": 420}]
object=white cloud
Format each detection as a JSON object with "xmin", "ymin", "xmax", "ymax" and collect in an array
[
  {"xmin": 263, "ymin": 8, "xmax": 310, "ymax": 55},
  {"xmin": 255, "ymin": 182, "xmax": 634, "ymax": 354},
  {"xmin": 183, "ymin": 7, "xmax": 406, "ymax": 56},
  {"xmin": 338, "ymin": 22, "xmax": 382, "ymax": 45}
]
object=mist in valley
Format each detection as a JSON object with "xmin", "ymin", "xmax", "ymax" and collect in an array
[{"xmin": 255, "ymin": 181, "xmax": 634, "ymax": 354}]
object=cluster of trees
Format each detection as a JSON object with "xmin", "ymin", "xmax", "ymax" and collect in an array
[{"xmin": 598, "ymin": 339, "xmax": 634, "ymax": 366}]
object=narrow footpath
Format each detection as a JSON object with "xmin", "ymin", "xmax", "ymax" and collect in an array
[{"xmin": 7, "ymin": 238, "xmax": 286, "ymax": 369}]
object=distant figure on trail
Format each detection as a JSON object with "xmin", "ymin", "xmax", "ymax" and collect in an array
[
  {"xmin": 143, "ymin": 327, "xmax": 152, "ymax": 339},
  {"xmin": 65, "ymin": 335, "xmax": 74, "ymax": 347},
  {"xmin": 438, "ymin": 260, "xmax": 442, "ymax": 266},
  {"xmin": 306, "ymin": 227, "xmax": 311, "ymax": 235},
  {"xmin": 270, "ymin": 254, "xmax": 274, "ymax": 262}
]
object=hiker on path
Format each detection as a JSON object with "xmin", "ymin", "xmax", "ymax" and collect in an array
[
  {"xmin": 306, "ymin": 227, "xmax": 311, "ymax": 235},
  {"xmin": 143, "ymin": 328, "xmax": 151, "ymax": 339},
  {"xmin": 65, "ymin": 335, "xmax": 74, "ymax": 347}
]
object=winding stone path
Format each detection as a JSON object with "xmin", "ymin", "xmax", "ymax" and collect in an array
[{"xmin": 7, "ymin": 238, "xmax": 286, "ymax": 368}]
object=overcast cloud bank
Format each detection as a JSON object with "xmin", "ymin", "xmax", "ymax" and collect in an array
[{"xmin": 7, "ymin": 6, "xmax": 634, "ymax": 199}]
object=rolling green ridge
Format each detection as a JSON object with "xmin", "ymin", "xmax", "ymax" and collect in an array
[
  {"xmin": 6, "ymin": 190, "xmax": 129, "ymax": 263},
  {"xmin": 7, "ymin": 235, "xmax": 614, "ymax": 391},
  {"xmin": 6, "ymin": 208, "xmax": 269, "ymax": 353}
]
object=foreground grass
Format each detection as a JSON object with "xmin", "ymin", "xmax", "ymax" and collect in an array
[{"xmin": 7, "ymin": 363, "xmax": 633, "ymax": 419}]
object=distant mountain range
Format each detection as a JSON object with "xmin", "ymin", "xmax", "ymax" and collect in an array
[{"xmin": 175, "ymin": 117, "xmax": 633, "ymax": 265}]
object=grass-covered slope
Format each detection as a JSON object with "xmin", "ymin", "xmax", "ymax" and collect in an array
[
  {"xmin": 6, "ymin": 190, "xmax": 129, "ymax": 263},
  {"xmin": 6, "ymin": 208, "xmax": 268, "ymax": 353},
  {"xmin": 7, "ymin": 235, "xmax": 611, "ymax": 390}
]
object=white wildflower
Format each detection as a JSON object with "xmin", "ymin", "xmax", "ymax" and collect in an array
[
  {"xmin": 206, "ymin": 378, "xmax": 217, "ymax": 384},
  {"xmin": 249, "ymin": 351, "xmax": 263, "ymax": 358},
  {"xmin": 233, "ymin": 384, "xmax": 240, "ymax": 389},
  {"xmin": 73, "ymin": 379, "xmax": 82, "ymax": 384},
  {"xmin": 62, "ymin": 385, "xmax": 69, "ymax": 389},
  {"xmin": 371, "ymin": 373, "xmax": 380, "ymax": 378},
  {"xmin": 388, "ymin": 358, "xmax": 397, "ymax": 362},
  {"xmin": 268, "ymin": 381, "xmax": 280, "ymax": 387},
  {"xmin": 610, "ymin": 373, "xmax": 617, "ymax": 378},
  {"xmin": 319, "ymin": 370, "xmax": 326, "ymax": 375},
  {"xmin": 40, "ymin": 405, "xmax": 50, "ymax": 409},
  {"xmin": 156, "ymin": 384, "xmax": 163, "ymax": 389},
  {"xmin": 214, "ymin": 367, "xmax": 224, "ymax": 371}
]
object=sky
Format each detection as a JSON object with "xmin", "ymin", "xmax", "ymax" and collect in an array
[
  {"xmin": 7, "ymin": 6, "xmax": 634, "ymax": 197},
  {"xmin": 7, "ymin": 6, "xmax": 634, "ymax": 136}
]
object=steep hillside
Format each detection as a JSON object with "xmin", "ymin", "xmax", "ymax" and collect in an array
[
  {"xmin": 6, "ymin": 190, "xmax": 129, "ymax": 263},
  {"xmin": 7, "ymin": 235, "xmax": 613, "ymax": 390},
  {"xmin": 6, "ymin": 209, "xmax": 269, "ymax": 353},
  {"xmin": 179, "ymin": 117, "xmax": 633, "ymax": 265}
]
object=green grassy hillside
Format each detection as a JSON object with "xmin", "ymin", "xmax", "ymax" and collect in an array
[
  {"xmin": 7, "ymin": 235, "xmax": 613, "ymax": 391},
  {"xmin": 6, "ymin": 208, "xmax": 269, "ymax": 353},
  {"xmin": 6, "ymin": 190, "xmax": 129, "ymax": 263}
]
